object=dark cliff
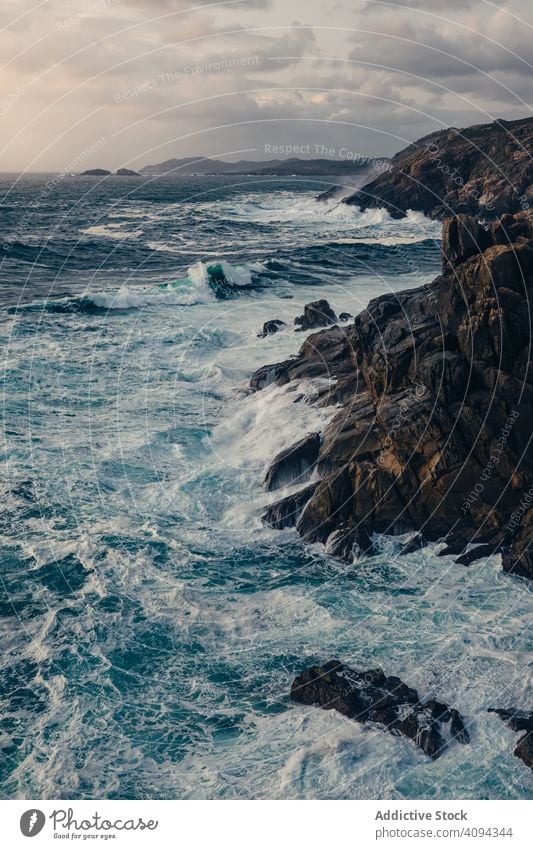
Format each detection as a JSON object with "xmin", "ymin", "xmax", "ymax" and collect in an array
[
  {"xmin": 340, "ymin": 117, "xmax": 532, "ymax": 220},
  {"xmin": 251, "ymin": 211, "xmax": 533, "ymax": 578}
]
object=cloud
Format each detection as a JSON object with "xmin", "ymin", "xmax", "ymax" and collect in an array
[{"xmin": 347, "ymin": 0, "xmax": 533, "ymax": 111}]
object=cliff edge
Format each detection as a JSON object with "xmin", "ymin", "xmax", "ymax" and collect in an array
[{"xmin": 339, "ymin": 117, "xmax": 532, "ymax": 220}]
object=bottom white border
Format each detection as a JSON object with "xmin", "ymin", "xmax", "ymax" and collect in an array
[{"xmin": 1, "ymin": 799, "xmax": 531, "ymax": 848}]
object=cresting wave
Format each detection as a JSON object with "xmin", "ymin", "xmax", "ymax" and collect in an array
[{"xmin": 26, "ymin": 234, "xmax": 439, "ymax": 314}]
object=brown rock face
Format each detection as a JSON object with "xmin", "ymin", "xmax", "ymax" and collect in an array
[
  {"xmin": 340, "ymin": 117, "xmax": 532, "ymax": 220},
  {"xmin": 294, "ymin": 299, "xmax": 337, "ymax": 331},
  {"xmin": 252, "ymin": 211, "xmax": 533, "ymax": 578}
]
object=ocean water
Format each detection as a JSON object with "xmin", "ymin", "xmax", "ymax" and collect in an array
[{"xmin": 0, "ymin": 174, "xmax": 531, "ymax": 800}]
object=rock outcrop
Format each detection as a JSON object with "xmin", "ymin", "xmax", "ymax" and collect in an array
[
  {"xmin": 489, "ymin": 709, "xmax": 533, "ymax": 770},
  {"xmin": 338, "ymin": 117, "xmax": 532, "ymax": 220},
  {"xmin": 263, "ymin": 432, "xmax": 320, "ymax": 491},
  {"xmin": 291, "ymin": 660, "xmax": 469, "ymax": 759},
  {"xmin": 252, "ymin": 211, "xmax": 533, "ymax": 578},
  {"xmin": 80, "ymin": 168, "xmax": 111, "ymax": 176},
  {"xmin": 262, "ymin": 483, "xmax": 318, "ymax": 530}
]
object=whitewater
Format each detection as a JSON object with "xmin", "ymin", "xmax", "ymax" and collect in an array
[{"xmin": 0, "ymin": 174, "xmax": 531, "ymax": 800}]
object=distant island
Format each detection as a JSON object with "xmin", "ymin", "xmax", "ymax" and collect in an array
[
  {"xmin": 80, "ymin": 168, "xmax": 140, "ymax": 176},
  {"xmin": 333, "ymin": 116, "xmax": 532, "ymax": 219},
  {"xmin": 138, "ymin": 156, "xmax": 388, "ymax": 177}
]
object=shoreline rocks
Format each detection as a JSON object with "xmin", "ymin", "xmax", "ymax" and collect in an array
[
  {"xmin": 79, "ymin": 168, "xmax": 141, "ymax": 177},
  {"xmin": 258, "ymin": 319, "xmax": 286, "ymax": 338},
  {"xmin": 251, "ymin": 210, "xmax": 533, "ymax": 578},
  {"xmin": 291, "ymin": 661, "xmax": 470, "ymax": 759}
]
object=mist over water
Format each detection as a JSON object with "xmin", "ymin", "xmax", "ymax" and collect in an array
[{"xmin": 1, "ymin": 175, "xmax": 531, "ymax": 799}]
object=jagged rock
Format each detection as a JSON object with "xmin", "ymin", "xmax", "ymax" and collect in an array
[
  {"xmin": 294, "ymin": 299, "xmax": 337, "ymax": 331},
  {"xmin": 250, "ymin": 210, "xmax": 533, "ymax": 579},
  {"xmin": 317, "ymin": 185, "xmax": 342, "ymax": 202},
  {"xmin": 342, "ymin": 117, "xmax": 533, "ymax": 220},
  {"xmin": 325, "ymin": 525, "xmax": 373, "ymax": 561},
  {"xmin": 263, "ymin": 432, "xmax": 320, "ymax": 491},
  {"xmin": 258, "ymin": 319, "xmax": 286, "ymax": 338},
  {"xmin": 488, "ymin": 708, "xmax": 533, "ymax": 732},
  {"xmin": 488, "ymin": 709, "xmax": 533, "ymax": 770},
  {"xmin": 455, "ymin": 542, "xmax": 502, "ymax": 566},
  {"xmin": 262, "ymin": 483, "xmax": 318, "ymax": 530},
  {"xmin": 80, "ymin": 168, "xmax": 111, "ymax": 176},
  {"xmin": 339, "ymin": 312, "xmax": 353, "ymax": 322},
  {"xmin": 442, "ymin": 213, "xmax": 533, "ymax": 274},
  {"xmin": 291, "ymin": 660, "xmax": 470, "ymax": 759},
  {"xmin": 437, "ymin": 530, "xmax": 472, "ymax": 557}
]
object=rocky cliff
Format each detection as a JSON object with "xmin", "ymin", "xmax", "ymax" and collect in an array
[
  {"xmin": 251, "ymin": 211, "xmax": 533, "ymax": 578},
  {"xmin": 338, "ymin": 117, "xmax": 532, "ymax": 220}
]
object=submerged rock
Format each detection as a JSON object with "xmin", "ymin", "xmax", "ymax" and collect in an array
[
  {"xmin": 80, "ymin": 168, "xmax": 111, "ymax": 176},
  {"xmin": 488, "ymin": 709, "xmax": 533, "ymax": 770},
  {"xmin": 294, "ymin": 299, "xmax": 337, "ymax": 331},
  {"xmin": 291, "ymin": 660, "xmax": 470, "ymax": 759},
  {"xmin": 262, "ymin": 483, "xmax": 318, "ymax": 530}
]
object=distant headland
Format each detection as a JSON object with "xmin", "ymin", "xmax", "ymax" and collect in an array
[{"xmin": 138, "ymin": 156, "xmax": 388, "ymax": 177}]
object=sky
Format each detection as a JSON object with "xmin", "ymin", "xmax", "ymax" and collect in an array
[{"xmin": 0, "ymin": 0, "xmax": 532, "ymax": 171}]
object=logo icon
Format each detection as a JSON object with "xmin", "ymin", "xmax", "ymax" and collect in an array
[{"xmin": 20, "ymin": 810, "xmax": 46, "ymax": 837}]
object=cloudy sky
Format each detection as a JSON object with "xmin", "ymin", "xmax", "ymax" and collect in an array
[{"xmin": 1, "ymin": 0, "xmax": 532, "ymax": 171}]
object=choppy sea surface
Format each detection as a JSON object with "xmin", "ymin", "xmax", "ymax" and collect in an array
[{"xmin": 0, "ymin": 174, "xmax": 531, "ymax": 799}]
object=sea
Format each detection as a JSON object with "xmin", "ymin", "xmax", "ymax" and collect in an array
[{"xmin": 0, "ymin": 174, "xmax": 531, "ymax": 799}]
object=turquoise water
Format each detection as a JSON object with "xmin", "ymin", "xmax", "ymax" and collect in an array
[{"xmin": 0, "ymin": 176, "xmax": 531, "ymax": 799}]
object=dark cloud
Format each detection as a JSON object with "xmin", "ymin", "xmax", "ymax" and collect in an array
[{"xmin": 1, "ymin": 0, "xmax": 531, "ymax": 170}]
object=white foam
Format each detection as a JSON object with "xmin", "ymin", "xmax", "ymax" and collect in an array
[
  {"xmin": 80, "ymin": 223, "xmax": 143, "ymax": 240},
  {"xmin": 211, "ymin": 378, "xmax": 335, "ymax": 475},
  {"xmin": 86, "ymin": 275, "xmax": 215, "ymax": 310}
]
